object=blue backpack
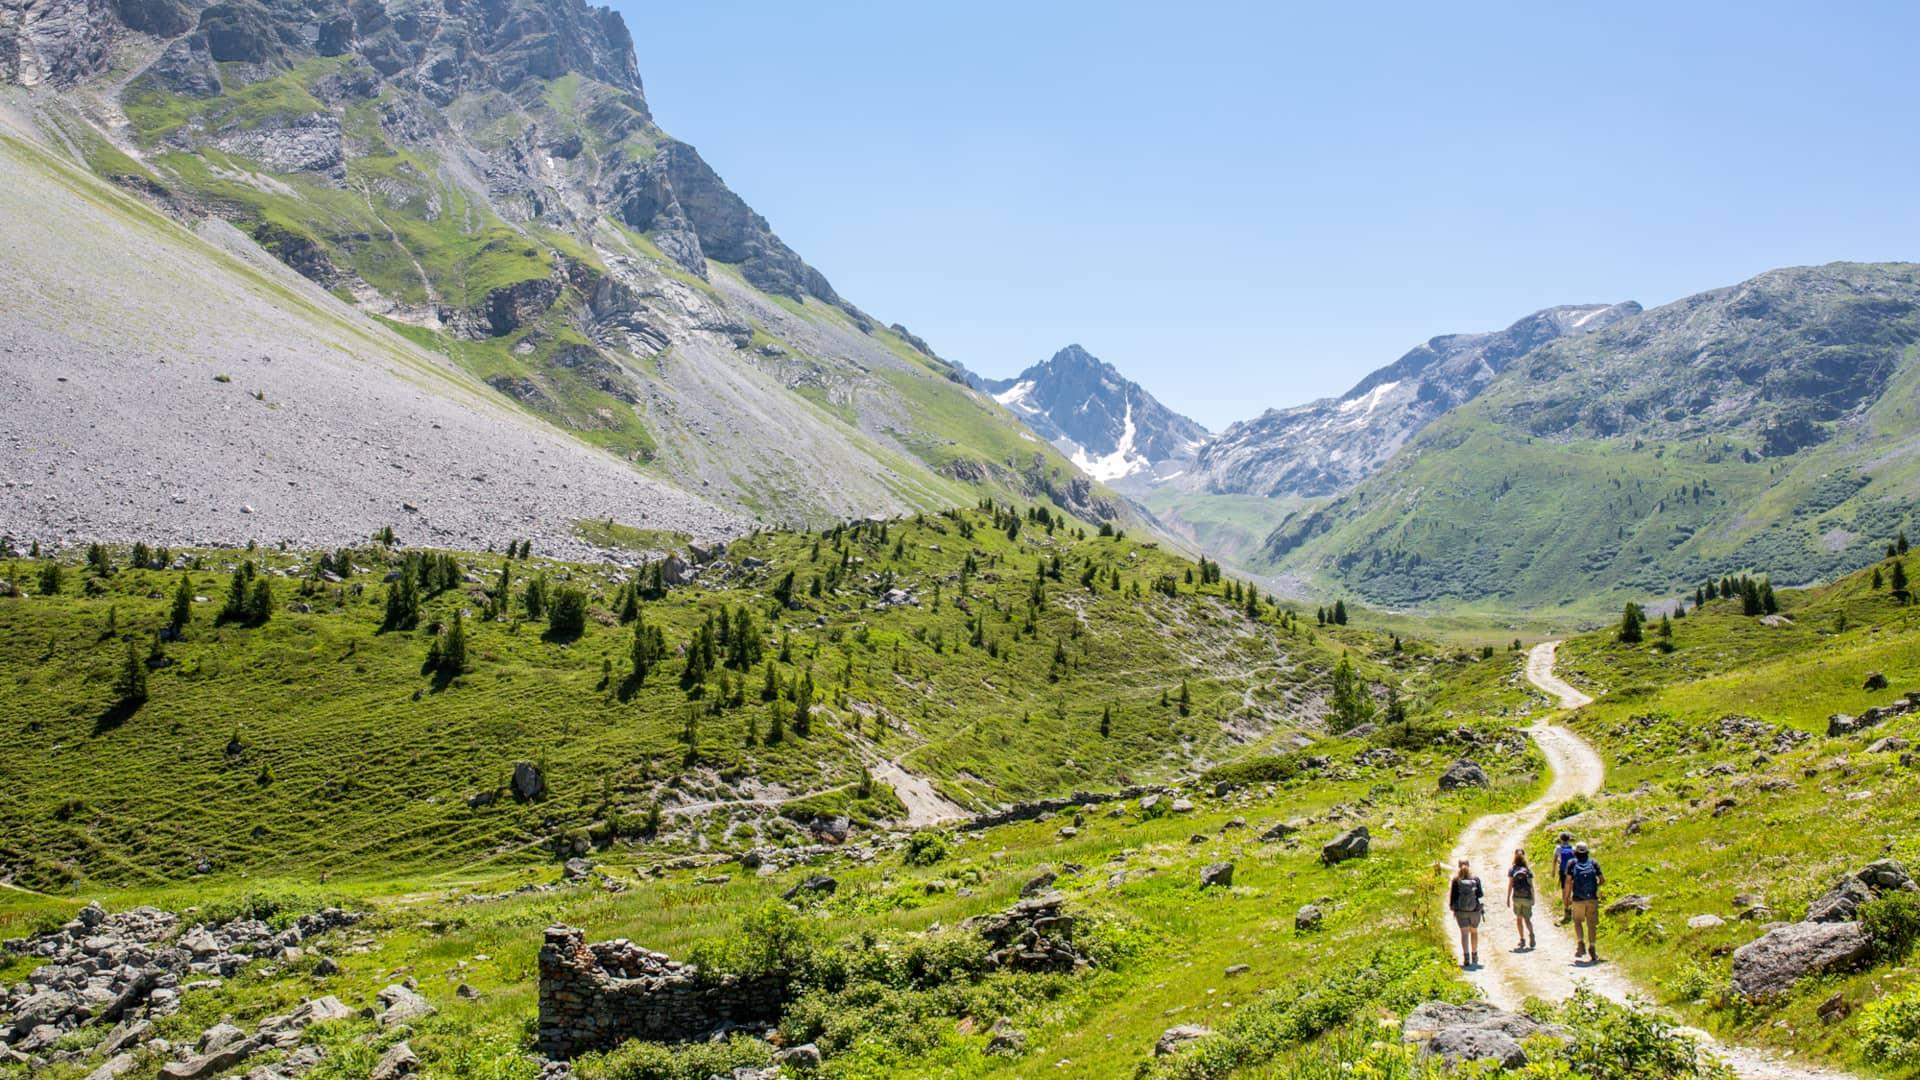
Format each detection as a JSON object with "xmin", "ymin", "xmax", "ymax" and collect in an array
[{"xmin": 1568, "ymin": 858, "xmax": 1602, "ymax": 901}]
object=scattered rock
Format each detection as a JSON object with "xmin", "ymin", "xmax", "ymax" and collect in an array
[
  {"xmin": 370, "ymin": 1039, "xmax": 418, "ymax": 1080},
  {"xmin": 1260, "ymin": 821, "xmax": 1299, "ymax": 842},
  {"xmin": 376, "ymin": 983, "xmax": 436, "ymax": 1028},
  {"xmin": 1818, "ymin": 992, "xmax": 1852, "ymax": 1024},
  {"xmin": 1438, "ymin": 759, "xmax": 1490, "ymax": 790},
  {"xmin": 1295, "ymin": 904, "xmax": 1323, "ymax": 931},
  {"xmin": 1687, "ymin": 914, "xmax": 1725, "ymax": 930},
  {"xmin": 1154, "ymin": 1024, "xmax": 1214, "ymax": 1056},
  {"xmin": 1606, "ymin": 895, "xmax": 1652, "ymax": 916},
  {"xmin": 985, "ymin": 1017, "xmax": 1026, "ymax": 1056},
  {"xmin": 1019, "ymin": 870, "xmax": 1057, "ymax": 897},
  {"xmin": 511, "ymin": 762, "xmax": 546, "ymax": 801},
  {"xmin": 1200, "ymin": 862, "xmax": 1234, "ymax": 888},
  {"xmin": 1224, "ymin": 963, "xmax": 1249, "ymax": 977},
  {"xmin": 1731, "ymin": 921, "xmax": 1874, "ymax": 1000},
  {"xmin": 1807, "ymin": 859, "xmax": 1917, "ymax": 922},
  {"xmin": 774, "ymin": 1043, "xmax": 822, "ymax": 1071},
  {"xmin": 782, "ymin": 875, "xmax": 838, "ymax": 901},
  {"xmin": 1865, "ymin": 672, "xmax": 1890, "ymax": 690},
  {"xmin": 562, "ymin": 858, "xmax": 593, "ymax": 882},
  {"xmin": 1868, "ymin": 736, "xmax": 1910, "ymax": 754},
  {"xmin": 1401, "ymin": 1001, "xmax": 1565, "ymax": 1069},
  {"xmin": 961, "ymin": 893, "xmax": 1090, "ymax": 973},
  {"xmin": 1321, "ymin": 826, "xmax": 1370, "ymax": 865}
]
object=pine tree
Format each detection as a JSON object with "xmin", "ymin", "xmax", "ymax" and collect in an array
[
  {"xmin": 1383, "ymin": 686, "xmax": 1407, "ymax": 728},
  {"xmin": 1329, "ymin": 653, "xmax": 1373, "ymax": 729},
  {"xmin": 1901, "ymin": 530, "xmax": 1912, "ymax": 556},
  {"xmin": 1741, "ymin": 578, "xmax": 1763, "ymax": 616},
  {"xmin": 1100, "ymin": 704, "xmax": 1112, "ymax": 738},
  {"xmin": 86, "ymin": 543, "xmax": 113, "ymax": 577},
  {"xmin": 112, "ymin": 639, "xmax": 148, "ymax": 706},
  {"xmin": 523, "ymin": 574, "xmax": 548, "ymax": 620},
  {"xmin": 1177, "ymin": 679, "xmax": 1191, "ymax": 717},
  {"xmin": 1760, "ymin": 582, "xmax": 1778, "ymax": 614},
  {"xmin": 1892, "ymin": 560, "xmax": 1910, "ymax": 602},
  {"xmin": 383, "ymin": 564, "xmax": 420, "ymax": 630},
  {"xmin": 617, "ymin": 582, "xmax": 639, "ymax": 624},
  {"xmin": 765, "ymin": 700, "xmax": 786, "ymax": 745},
  {"xmin": 547, "ymin": 587, "xmax": 587, "ymax": 639},
  {"xmin": 1617, "ymin": 603, "xmax": 1644, "ymax": 643},
  {"xmin": 441, "ymin": 609, "xmax": 468, "ymax": 676},
  {"xmin": 37, "ymin": 561, "xmax": 63, "ymax": 595},
  {"xmin": 1873, "ymin": 567, "xmax": 1885, "ymax": 590},
  {"xmin": 246, "ymin": 578, "xmax": 274, "ymax": 626},
  {"xmin": 792, "ymin": 672, "xmax": 814, "ymax": 736},
  {"xmin": 1332, "ymin": 599, "xmax": 1349, "ymax": 625},
  {"xmin": 169, "ymin": 574, "xmax": 193, "ymax": 636}
]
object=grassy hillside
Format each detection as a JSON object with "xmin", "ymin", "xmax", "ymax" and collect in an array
[
  {"xmin": 0, "ymin": 508, "xmax": 1372, "ymax": 893},
  {"xmin": 1535, "ymin": 553, "xmax": 1920, "ymax": 1071},
  {"xmin": 1258, "ymin": 264, "xmax": 1920, "ymax": 619}
]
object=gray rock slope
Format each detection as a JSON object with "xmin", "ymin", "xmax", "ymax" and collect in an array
[
  {"xmin": 1195, "ymin": 303, "xmax": 1640, "ymax": 498},
  {"xmin": 979, "ymin": 345, "xmax": 1210, "ymax": 486},
  {"xmin": 0, "ymin": 122, "xmax": 740, "ymax": 557}
]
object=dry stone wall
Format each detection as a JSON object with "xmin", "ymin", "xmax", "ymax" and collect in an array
[{"xmin": 535, "ymin": 926, "xmax": 786, "ymax": 1057}]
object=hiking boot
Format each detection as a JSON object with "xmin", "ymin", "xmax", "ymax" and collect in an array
[
  {"xmin": 1575, "ymin": 943, "xmax": 1587, "ymax": 959},
  {"xmin": 1587, "ymin": 950, "xmax": 1600, "ymax": 963}
]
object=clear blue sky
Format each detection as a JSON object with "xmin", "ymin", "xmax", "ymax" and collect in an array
[{"xmin": 616, "ymin": 1, "xmax": 1920, "ymax": 430}]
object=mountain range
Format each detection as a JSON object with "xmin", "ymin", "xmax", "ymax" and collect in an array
[{"xmin": 0, "ymin": 0, "xmax": 1128, "ymax": 557}]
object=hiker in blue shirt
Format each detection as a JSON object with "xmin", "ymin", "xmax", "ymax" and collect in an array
[
  {"xmin": 1566, "ymin": 842, "xmax": 1605, "ymax": 962},
  {"xmin": 1553, "ymin": 831, "xmax": 1577, "ymax": 923}
]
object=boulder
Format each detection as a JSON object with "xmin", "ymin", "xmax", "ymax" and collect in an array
[
  {"xmin": 1402, "ymin": 1000, "xmax": 1563, "ymax": 1068},
  {"xmin": 1807, "ymin": 859, "xmax": 1917, "ymax": 922},
  {"xmin": 1731, "ymin": 921, "xmax": 1874, "ymax": 999},
  {"xmin": 1260, "ymin": 821, "xmax": 1299, "ymax": 842},
  {"xmin": 159, "ymin": 1035, "xmax": 265, "ymax": 1080},
  {"xmin": 1169, "ymin": 797, "xmax": 1195, "ymax": 813},
  {"xmin": 375, "ymin": 984, "xmax": 435, "ymax": 1028},
  {"xmin": 773, "ymin": 1043, "xmax": 822, "ymax": 1071},
  {"xmin": 1019, "ymin": 870, "xmax": 1057, "ymax": 897},
  {"xmin": 1606, "ymin": 895, "xmax": 1653, "ymax": 916},
  {"xmin": 782, "ymin": 875, "xmax": 838, "ymax": 901},
  {"xmin": 1200, "ymin": 862, "xmax": 1234, "ymax": 888},
  {"xmin": 562, "ymin": 857, "xmax": 593, "ymax": 881},
  {"xmin": 1687, "ymin": 914, "xmax": 1725, "ymax": 930},
  {"xmin": 1321, "ymin": 826, "xmax": 1370, "ymax": 865},
  {"xmin": 1868, "ymin": 736, "xmax": 1911, "ymax": 754},
  {"xmin": 370, "ymin": 1040, "xmax": 417, "ymax": 1080},
  {"xmin": 1438, "ymin": 759, "xmax": 1490, "ymax": 790},
  {"xmin": 1865, "ymin": 671, "xmax": 1890, "ymax": 690},
  {"xmin": 510, "ymin": 762, "xmax": 545, "ymax": 801},
  {"xmin": 985, "ymin": 1017, "xmax": 1025, "ymax": 1056},
  {"xmin": 1295, "ymin": 904, "xmax": 1323, "ymax": 931},
  {"xmin": 86, "ymin": 1053, "xmax": 137, "ymax": 1080},
  {"xmin": 1154, "ymin": 1024, "xmax": 1214, "ymax": 1056}
]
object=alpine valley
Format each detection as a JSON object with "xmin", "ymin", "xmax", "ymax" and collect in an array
[{"xmin": 5, "ymin": 3, "xmax": 1920, "ymax": 1080}]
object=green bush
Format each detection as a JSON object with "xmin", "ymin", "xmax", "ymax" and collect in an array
[
  {"xmin": 575, "ymin": 1033, "xmax": 772, "ymax": 1080},
  {"xmin": 1551, "ymin": 989, "xmax": 1734, "ymax": 1079},
  {"xmin": 1862, "ymin": 891, "xmax": 1920, "ymax": 960},
  {"xmin": 1549, "ymin": 795, "xmax": 1594, "ymax": 822},
  {"xmin": 1861, "ymin": 986, "xmax": 1920, "ymax": 1067},
  {"xmin": 903, "ymin": 830, "xmax": 947, "ymax": 866},
  {"xmin": 1200, "ymin": 752, "xmax": 1305, "ymax": 788}
]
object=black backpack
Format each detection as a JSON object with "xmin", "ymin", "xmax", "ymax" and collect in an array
[{"xmin": 1511, "ymin": 865, "xmax": 1534, "ymax": 900}]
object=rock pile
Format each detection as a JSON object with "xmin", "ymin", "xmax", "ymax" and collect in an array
[
  {"xmin": 534, "ymin": 926, "xmax": 786, "ymax": 1058},
  {"xmin": 1806, "ymin": 859, "xmax": 1917, "ymax": 923},
  {"xmin": 1828, "ymin": 693, "xmax": 1920, "ymax": 737},
  {"xmin": 1, "ymin": 902, "xmax": 359, "ymax": 1075},
  {"xmin": 1322, "ymin": 826, "xmax": 1370, "ymax": 865},
  {"xmin": 962, "ymin": 893, "xmax": 1090, "ymax": 974},
  {"xmin": 1437, "ymin": 759, "xmax": 1490, "ymax": 790}
]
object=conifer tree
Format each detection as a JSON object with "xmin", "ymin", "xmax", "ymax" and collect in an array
[
  {"xmin": 37, "ymin": 562, "xmax": 62, "ymax": 596},
  {"xmin": 1873, "ymin": 566, "xmax": 1885, "ymax": 590},
  {"xmin": 1329, "ymin": 653, "xmax": 1372, "ymax": 729},
  {"xmin": 1332, "ymin": 599, "xmax": 1349, "ymax": 625},
  {"xmin": 547, "ymin": 587, "xmax": 587, "ymax": 639},
  {"xmin": 169, "ymin": 574, "xmax": 193, "ymax": 636},
  {"xmin": 765, "ymin": 699, "xmax": 786, "ymax": 745},
  {"xmin": 246, "ymin": 577, "xmax": 274, "ymax": 626},
  {"xmin": 113, "ymin": 639, "xmax": 148, "ymax": 706},
  {"xmin": 1617, "ymin": 603, "xmax": 1644, "ymax": 643},
  {"xmin": 1741, "ymin": 578, "xmax": 1763, "ymax": 616},
  {"xmin": 791, "ymin": 672, "xmax": 814, "ymax": 736},
  {"xmin": 1177, "ymin": 679, "xmax": 1191, "ymax": 717},
  {"xmin": 1892, "ymin": 560, "xmax": 1910, "ymax": 603},
  {"xmin": 218, "ymin": 566, "xmax": 250, "ymax": 624},
  {"xmin": 1760, "ymin": 582, "xmax": 1778, "ymax": 614},
  {"xmin": 441, "ymin": 609, "xmax": 468, "ymax": 676},
  {"xmin": 1901, "ymin": 530, "xmax": 1912, "ymax": 556},
  {"xmin": 384, "ymin": 564, "xmax": 420, "ymax": 630},
  {"xmin": 1100, "ymin": 704, "xmax": 1112, "ymax": 738}
]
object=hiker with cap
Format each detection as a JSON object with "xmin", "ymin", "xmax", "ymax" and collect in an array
[
  {"xmin": 1553, "ymin": 831, "xmax": 1577, "ymax": 922},
  {"xmin": 1565, "ymin": 841, "xmax": 1605, "ymax": 962}
]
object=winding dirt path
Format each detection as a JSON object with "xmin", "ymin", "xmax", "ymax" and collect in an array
[{"xmin": 1441, "ymin": 641, "xmax": 1853, "ymax": 1079}]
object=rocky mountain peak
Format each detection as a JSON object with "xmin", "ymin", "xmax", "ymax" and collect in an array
[{"xmin": 980, "ymin": 345, "xmax": 1210, "ymax": 486}]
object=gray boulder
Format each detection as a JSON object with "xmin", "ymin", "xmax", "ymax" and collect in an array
[
  {"xmin": 511, "ymin": 762, "xmax": 545, "ymax": 801},
  {"xmin": 1295, "ymin": 904, "xmax": 1323, "ymax": 931},
  {"xmin": 1807, "ymin": 859, "xmax": 1917, "ymax": 923},
  {"xmin": 376, "ymin": 984, "xmax": 435, "ymax": 1028},
  {"xmin": 370, "ymin": 1040, "xmax": 418, "ymax": 1080},
  {"xmin": 1154, "ymin": 1024, "xmax": 1214, "ymax": 1056},
  {"xmin": 774, "ymin": 1043, "xmax": 822, "ymax": 1071},
  {"xmin": 1438, "ymin": 759, "xmax": 1491, "ymax": 790},
  {"xmin": 1200, "ymin": 862, "xmax": 1234, "ymax": 888},
  {"xmin": 1402, "ymin": 1000, "xmax": 1564, "ymax": 1068},
  {"xmin": 1322, "ymin": 826, "xmax": 1370, "ymax": 865},
  {"xmin": 1731, "ymin": 921, "xmax": 1874, "ymax": 999}
]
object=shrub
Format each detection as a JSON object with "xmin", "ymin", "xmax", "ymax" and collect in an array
[
  {"xmin": 1201, "ymin": 752, "xmax": 1306, "ymax": 788},
  {"xmin": 1549, "ymin": 795, "xmax": 1593, "ymax": 822},
  {"xmin": 1551, "ymin": 989, "xmax": 1733, "ymax": 1079},
  {"xmin": 1863, "ymin": 891, "xmax": 1920, "ymax": 960},
  {"xmin": 1862, "ymin": 987, "xmax": 1920, "ymax": 1067},
  {"xmin": 903, "ymin": 830, "xmax": 947, "ymax": 866},
  {"xmin": 547, "ymin": 586, "xmax": 588, "ymax": 640},
  {"xmin": 575, "ymin": 1033, "xmax": 772, "ymax": 1080}
]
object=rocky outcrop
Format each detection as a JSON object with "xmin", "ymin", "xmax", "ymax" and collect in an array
[
  {"xmin": 962, "ymin": 893, "xmax": 1091, "ymax": 974},
  {"xmin": 1401, "ymin": 1000, "xmax": 1566, "ymax": 1068},
  {"xmin": 1828, "ymin": 693, "xmax": 1920, "ymax": 736},
  {"xmin": 1806, "ymin": 859, "xmax": 1917, "ymax": 923},
  {"xmin": 1731, "ymin": 921, "xmax": 1874, "ymax": 1000},
  {"xmin": 1437, "ymin": 759, "xmax": 1490, "ymax": 790},
  {"xmin": 535, "ymin": 926, "xmax": 787, "ymax": 1058}
]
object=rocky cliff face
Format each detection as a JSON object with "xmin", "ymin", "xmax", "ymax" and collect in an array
[
  {"xmin": 1195, "ymin": 302, "xmax": 1640, "ymax": 498},
  {"xmin": 980, "ymin": 345, "xmax": 1210, "ymax": 485},
  {"xmin": 0, "ymin": 0, "xmax": 1131, "ymax": 545}
]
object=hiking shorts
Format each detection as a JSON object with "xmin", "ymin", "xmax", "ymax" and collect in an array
[
  {"xmin": 1453, "ymin": 908, "xmax": 1483, "ymax": 929},
  {"xmin": 1569, "ymin": 899, "xmax": 1598, "ymax": 932},
  {"xmin": 1513, "ymin": 896, "xmax": 1534, "ymax": 919}
]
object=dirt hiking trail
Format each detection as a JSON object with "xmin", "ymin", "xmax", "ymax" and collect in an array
[{"xmin": 1442, "ymin": 641, "xmax": 1854, "ymax": 1079}]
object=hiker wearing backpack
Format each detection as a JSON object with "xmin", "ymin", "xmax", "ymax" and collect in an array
[
  {"xmin": 1448, "ymin": 859, "xmax": 1486, "ymax": 969},
  {"xmin": 1507, "ymin": 848, "xmax": 1538, "ymax": 951},
  {"xmin": 1566, "ymin": 842, "xmax": 1605, "ymax": 962},
  {"xmin": 1553, "ymin": 831, "xmax": 1577, "ymax": 923}
]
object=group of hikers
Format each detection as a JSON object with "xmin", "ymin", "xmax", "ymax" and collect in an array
[{"xmin": 1447, "ymin": 831, "xmax": 1603, "ymax": 968}]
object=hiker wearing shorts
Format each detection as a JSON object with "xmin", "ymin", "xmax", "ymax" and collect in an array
[
  {"xmin": 1566, "ymin": 842, "xmax": 1604, "ymax": 962},
  {"xmin": 1449, "ymin": 859, "xmax": 1486, "ymax": 969},
  {"xmin": 1553, "ymin": 831, "xmax": 1576, "ymax": 923},
  {"xmin": 1507, "ymin": 848, "xmax": 1538, "ymax": 951}
]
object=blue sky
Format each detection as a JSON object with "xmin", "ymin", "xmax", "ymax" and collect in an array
[{"xmin": 617, "ymin": 1, "xmax": 1920, "ymax": 430}]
